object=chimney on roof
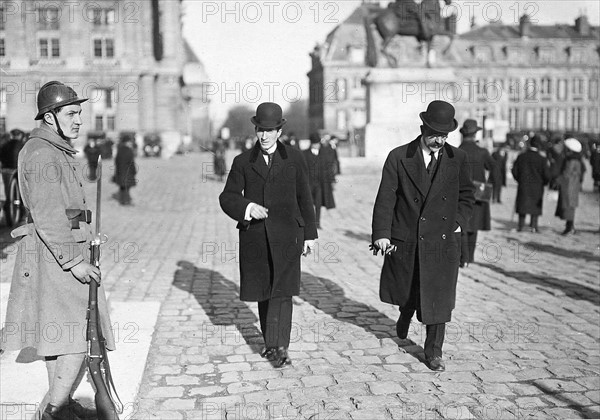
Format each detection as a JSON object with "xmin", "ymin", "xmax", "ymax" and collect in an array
[
  {"xmin": 519, "ymin": 14, "xmax": 531, "ymax": 38},
  {"xmin": 575, "ymin": 15, "xmax": 591, "ymax": 36}
]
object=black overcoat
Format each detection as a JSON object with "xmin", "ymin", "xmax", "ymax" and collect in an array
[
  {"xmin": 459, "ymin": 140, "xmax": 497, "ymax": 231},
  {"xmin": 302, "ymin": 147, "xmax": 336, "ymax": 210},
  {"xmin": 113, "ymin": 144, "xmax": 137, "ymax": 188},
  {"xmin": 372, "ymin": 138, "xmax": 475, "ymax": 324},
  {"xmin": 511, "ymin": 149, "xmax": 551, "ymax": 216},
  {"xmin": 220, "ymin": 141, "xmax": 318, "ymax": 302}
]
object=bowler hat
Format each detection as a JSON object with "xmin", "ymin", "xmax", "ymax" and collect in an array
[
  {"xmin": 459, "ymin": 119, "xmax": 482, "ymax": 136},
  {"xmin": 419, "ymin": 100, "xmax": 458, "ymax": 134},
  {"xmin": 251, "ymin": 102, "xmax": 287, "ymax": 129},
  {"xmin": 309, "ymin": 133, "xmax": 321, "ymax": 144}
]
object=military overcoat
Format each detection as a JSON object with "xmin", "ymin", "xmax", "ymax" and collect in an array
[
  {"xmin": 1, "ymin": 125, "xmax": 115, "ymax": 356},
  {"xmin": 219, "ymin": 141, "xmax": 318, "ymax": 302},
  {"xmin": 372, "ymin": 138, "xmax": 475, "ymax": 324}
]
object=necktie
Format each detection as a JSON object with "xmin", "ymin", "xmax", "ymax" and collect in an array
[
  {"xmin": 262, "ymin": 150, "xmax": 273, "ymax": 168},
  {"xmin": 427, "ymin": 151, "xmax": 437, "ymax": 177}
]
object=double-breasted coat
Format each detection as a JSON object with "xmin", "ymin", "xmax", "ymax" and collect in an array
[
  {"xmin": 302, "ymin": 146, "xmax": 336, "ymax": 210},
  {"xmin": 511, "ymin": 149, "xmax": 551, "ymax": 216},
  {"xmin": 1, "ymin": 125, "xmax": 115, "ymax": 356},
  {"xmin": 372, "ymin": 138, "xmax": 475, "ymax": 324},
  {"xmin": 459, "ymin": 139, "xmax": 497, "ymax": 231},
  {"xmin": 219, "ymin": 141, "xmax": 318, "ymax": 302}
]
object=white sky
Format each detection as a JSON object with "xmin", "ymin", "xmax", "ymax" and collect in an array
[{"xmin": 182, "ymin": 0, "xmax": 600, "ymax": 127}]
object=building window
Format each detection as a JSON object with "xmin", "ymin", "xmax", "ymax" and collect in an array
[
  {"xmin": 557, "ymin": 79, "xmax": 568, "ymax": 100},
  {"xmin": 336, "ymin": 109, "xmax": 347, "ymax": 131},
  {"xmin": 38, "ymin": 6, "xmax": 60, "ymax": 30},
  {"xmin": 557, "ymin": 109, "xmax": 566, "ymax": 130},
  {"xmin": 589, "ymin": 108, "xmax": 598, "ymax": 131},
  {"xmin": 0, "ymin": 6, "xmax": 5, "ymax": 31},
  {"xmin": 39, "ymin": 38, "xmax": 60, "ymax": 58},
  {"xmin": 335, "ymin": 79, "xmax": 347, "ymax": 101},
  {"xmin": 525, "ymin": 109, "xmax": 535, "ymax": 128},
  {"xmin": 540, "ymin": 77, "xmax": 552, "ymax": 99},
  {"xmin": 571, "ymin": 107, "xmax": 583, "ymax": 131},
  {"xmin": 92, "ymin": 8, "xmax": 116, "ymax": 26},
  {"xmin": 590, "ymin": 78, "xmax": 599, "ymax": 100},
  {"xmin": 540, "ymin": 108, "xmax": 551, "ymax": 130},
  {"xmin": 508, "ymin": 79, "xmax": 520, "ymax": 102},
  {"xmin": 509, "ymin": 108, "xmax": 519, "ymax": 130},
  {"xmin": 536, "ymin": 47, "xmax": 554, "ymax": 64},
  {"xmin": 93, "ymin": 38, "xmax": 115, "ymax": 58},
  {"xmin": 0, "ymin": 38, "xmax": 4, "ymax": 57},
  {"xmin": 572, "ymin": 78, "xmax": 584, "ymax": 99},
  {"xmin": 91, "ymin": 88, "xmax": 115, "ymax": 131},
  {"xmin": 524, "ymin": 79, "xmax": 537, "ymax": 101}
]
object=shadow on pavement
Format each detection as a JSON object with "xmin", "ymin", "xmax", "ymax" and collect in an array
[
  {"xmin": 172, "ymin": 261, "xmax": 264, "ymax": 355},
  {"xmin": 531, "ymin": 380, "xmax": 599, "ymax": 419},
  {"xmin": 517, "ymin": 240, "xmax": 599, "ymax": 264},
  {"xmin": 478, "ymin": 263, "xmax": 600, "ymax": 305},
  {"xmin": 342, "ymin": 229, "xmax": 371, "ymax": 243},
  {"xmin": 299, "ymin": 272, "xmax": 425, "ymax": 362}
]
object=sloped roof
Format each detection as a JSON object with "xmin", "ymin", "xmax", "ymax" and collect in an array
[{"xmin": 459, "ymin": 22, "xmax": 599, "ymax": 41}]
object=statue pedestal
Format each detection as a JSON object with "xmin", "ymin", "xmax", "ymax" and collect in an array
[{"xmin": 364, "ymin": 67, "xmax": 462, "ymax": 159}]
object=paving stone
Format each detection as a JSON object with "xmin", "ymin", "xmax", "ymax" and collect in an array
[{"xmin": 146, "ymin": 387, "xmax": 185, "ymax": 399}]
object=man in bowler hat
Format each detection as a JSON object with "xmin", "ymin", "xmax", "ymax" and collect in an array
[
  {"xmin": 371, "ymin": 100, "xmax": 475, "ymax": 371},
  {"xmin": 220, "ymin": 102, "xmax": 317, "ymax": 367}
]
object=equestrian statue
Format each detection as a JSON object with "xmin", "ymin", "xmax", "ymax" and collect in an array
[{"xmin": 366, "ymin": 0, "xmax": 456, "ymax": 68}]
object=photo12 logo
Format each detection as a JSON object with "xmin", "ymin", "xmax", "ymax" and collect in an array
[{"xmin": 200, "ymin": 1, "xmax": 340, "ymax": 24}]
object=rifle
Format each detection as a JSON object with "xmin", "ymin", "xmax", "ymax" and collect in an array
[{"xmin": 87, "ymin": 156, "xmax": 123, "ymax": 420}]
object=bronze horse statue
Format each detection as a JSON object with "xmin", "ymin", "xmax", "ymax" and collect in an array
[{"xmin": 366, "ymin": 0, "xmax": 456, "ymax": 67}]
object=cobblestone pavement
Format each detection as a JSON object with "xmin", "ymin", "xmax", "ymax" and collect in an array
[{"xmin": 1, "ymin": 151, "xmax": 599, "ymax": 420}]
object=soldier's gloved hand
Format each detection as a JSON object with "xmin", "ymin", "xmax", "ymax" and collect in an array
[
  {"xmin": 250, "ymin": 204, "xmax": 269, "ymax": 220},
  {"xmin": 71, "ymin": 261, "xmax": 101, "ymax": 284},
  {"xmin": 302, "ymin": 240, "xmax": 315, "ymax": 256}
]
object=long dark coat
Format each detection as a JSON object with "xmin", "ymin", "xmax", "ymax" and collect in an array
[
  {"xmin": 372, "ymin": 138, "xmax": 475, "ymax": 324},
  {"xmin": 492, "ymin": 149, "xmax": 508, "ymax": 186},
  {"xmin": 1, "ymin": 125, "xmax": 115, "ymax": 356},
  {"xmin": 555, "ymin": 155, "xmax": 586, "ymax": 221},
  {"xmin": 459, "ymin": 139, "xmax": 497, "ymax": 231},
  {"xmin": 302, "ymin": 146, "xmax": 336, "ymax": 210},
  {"xmin": 511, "ymin": 149, "xmax": 551, "ymax": 216},
  {"xmin": 113, "ymin": 143, "xmax": 137, "ymax": 188},
  {"xmin": 220, "ymin": 141, "xmax": 318, "ymax": 302}
]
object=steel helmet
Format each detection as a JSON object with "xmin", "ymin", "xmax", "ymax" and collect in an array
[{"xmin": 35, "ymin": 81, "xmax": 88, "ymax": 120}]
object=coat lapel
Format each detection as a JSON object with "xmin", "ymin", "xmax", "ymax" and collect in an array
[
  {"xmin": 401, "ymin": 138, "xmax": 427, "ymax": 197},
  {"xmin": 249, "ymin": 141, "xmax": 269, "ymax": 180},
  {"xmin": 425, "ymin": 143, "xmax": 455, "ymax": 202}
]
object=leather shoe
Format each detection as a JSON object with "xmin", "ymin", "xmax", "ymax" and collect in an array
[
  {"xmin": 260, "ymin": 347, "xmax": 277, "ymax": 360},
  {"xmin": 426, "ymin": 356, "xmax": 445, "ymax": 372},
  {"xmin": 395, "ymin": 314, "xmax": 411, "ymax": 339},
  {"xmin": 274, "ymin": 346, "xmax": 292, "ymax": 368}
]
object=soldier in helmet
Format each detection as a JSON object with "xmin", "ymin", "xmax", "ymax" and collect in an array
[{"xmin": 0, "ymin": 81, "xmax": 115, "ymax": 420}]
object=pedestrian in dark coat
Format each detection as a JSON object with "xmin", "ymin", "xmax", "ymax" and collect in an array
[
  {"xmin": 555, "ymin": 138, "xmax": 586, "ymax": 235},
  {"xmin": 458, "ymin": 119, "xmax": 498, "ymax": 265},
  {"xmin": 511, "ymin": 135, "xmax": 551, "ymax": 232},
  {"xmin": 220, "ymin": 102, "xmax": 318, "ymax": 368},
  {"xmin": 590, "ymin": 142, "xmax": 600, "ymax": 191},
  {"xmin": 0, "ymin": 81, "xmax": 114, "ymax": 420},
  {"xmin": 0, "ymin": 128, "xmax": 26, "ymax": 169},
  {"xmin": 371, "ymin": 100, "xmax": 475, "ymax": 372},
  {"xmin": 491, "ymin": 144, "xmax": 508, "ymax": 203},
  {"xmin": 213, "ymin": 138, "xmax": 227, "ymax": 181},
  {"xmin": 302, "ymin": 133, "xmax": 337, "ymax": 229},
  {"xmin": 83, "ymin": 139, "xmax": 101, "ymax": 181},
  {"xmin": 113, "ymin": 136, "xmax": 137, "ymax": 205}
]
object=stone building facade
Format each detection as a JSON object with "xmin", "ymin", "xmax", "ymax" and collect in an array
[
  {"xmin": 0, "ymin": 0, "xmax": 210, "ymax": 148},
  {"xmin": 308, "ymin": 2, "xmax": 599, "ymax": 155}
]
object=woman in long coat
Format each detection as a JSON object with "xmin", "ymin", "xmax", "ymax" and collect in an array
[
  {"xmin": 511, "ymin": 135, "xmax": 551, "ymax": 232},
  {"xmin": 555, "ymin": 138, "xmax": 586, "ymax": 235}
]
